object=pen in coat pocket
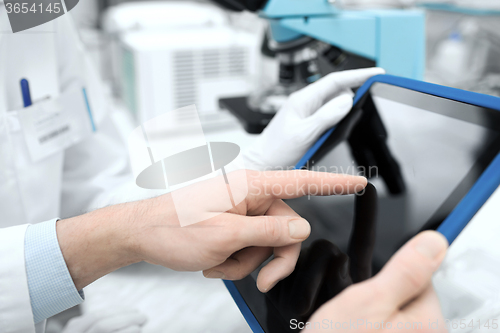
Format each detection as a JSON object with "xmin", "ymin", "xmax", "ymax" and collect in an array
[{"xmin": 20, "ymin": 78, "xmax": 32, "ymax": 108}]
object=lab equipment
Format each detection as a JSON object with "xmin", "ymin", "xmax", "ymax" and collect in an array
[
  {"xmin": 226, "ymin": 75, "xmax": 500, "ymax": 333},
  {"xmin": 424, "ymin": 5, "xmax": 500, "ymax": 97},
  {"xmin": 216, "ymin": 0, "xmax": 425, "ymax": 133},
  {"xmin": 420, "ymin": 1, "xmax": 500, "ymax": 13},
  {"xmin": 104, "ymin": 2, "xmax": 261, "ymax": 127}
]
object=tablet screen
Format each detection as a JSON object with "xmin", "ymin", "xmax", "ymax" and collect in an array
[{"xmin": 233, "ymin": 83, "xmax": 500, "ymax": 333}]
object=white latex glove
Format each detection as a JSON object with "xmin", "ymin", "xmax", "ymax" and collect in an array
[
  {"xmin": 62, "ymin": 308, "xmax": 147, "ymax": 333},
  {"xmin": 243, "ymin": 68, "xmax": 385, "ymax": 170}
]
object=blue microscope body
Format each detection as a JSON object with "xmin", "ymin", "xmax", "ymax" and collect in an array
[
  {"xmin": 262, "ymin": 0, "xmax": 425, "ymax": 79},
  {"xmin": 216, "ymin": 0, "xmax": 426, "ymax": 133}
]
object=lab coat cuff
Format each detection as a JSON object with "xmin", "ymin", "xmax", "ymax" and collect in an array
[{"xmin": 25, "ymin": 219, "xmax": 85, "ymax": 324}]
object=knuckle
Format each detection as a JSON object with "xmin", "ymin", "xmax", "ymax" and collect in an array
[
  {"xmin": 396, "ymin": 257, "xmax": 426, "ymax": 290},
  {"xmin": 263, "ymin": 216, "xmax": 282, "ymax": 243}
]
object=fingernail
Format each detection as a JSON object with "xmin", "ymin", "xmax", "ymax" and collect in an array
[
  {"xmin": 353, "ymin": 175, "xmax": 368, "ymax": 185},
  {"xmin": 289, "ymin": 218, "xmax": 311, "ymax": 239},
  {"xmin": 205, "ymin": 270, "xmax": 225, "ymax": 279},
  {"xmin": 261, "ymin": 280, "xmax": 278, "ymax": 293},
  {"xmin": 415, "ymin": 231, "xmax": 448, "ymax": 259}
]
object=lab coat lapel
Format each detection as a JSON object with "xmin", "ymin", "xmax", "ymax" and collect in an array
[{"xmin": 0, "ymin": 15, "xmax": 63, "ymax": 226}]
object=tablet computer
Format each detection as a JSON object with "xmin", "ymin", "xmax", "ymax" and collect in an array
[{"xmin": 225, "ymin": 75, "xmax": 500, "ymax": 333}]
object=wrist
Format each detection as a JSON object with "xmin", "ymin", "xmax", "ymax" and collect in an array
[
  {"xmin": 125, "ymin": 194, "xmax": 178, "ymax": 266},
  {"xmin": 57, "ymin": 202, "xmax": 144, "ymax": 290}
]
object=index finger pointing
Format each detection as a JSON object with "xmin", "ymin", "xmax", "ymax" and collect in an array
[{"xmin": 252, "ymin": 170, "xmax": 367, "ymax": 200}]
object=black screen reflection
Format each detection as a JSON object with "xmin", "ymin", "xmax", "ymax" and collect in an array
[
  {"xmin": 348, "ymin": 96, "xmax": 405, "ymax": 195},
  {"xmin": 264, "ymin": 184, "xmax": 377, "ymax": 332}
]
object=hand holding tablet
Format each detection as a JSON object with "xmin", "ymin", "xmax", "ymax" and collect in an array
[
  {"xmin": 306, "ymin": 231, "xmax": 449, "ymax": 333},
  {"xmin": 226, "ymin": 75, "xmax": 500, "ymax": 332}
]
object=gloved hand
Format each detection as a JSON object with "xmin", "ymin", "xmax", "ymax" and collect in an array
[
  {"xmin": 243, "ymin": 68, "xmax": 385, "ymax": 170},
  {"xmin": 62, "ymin": 308, "xmax": 147, "ymax": 333}
]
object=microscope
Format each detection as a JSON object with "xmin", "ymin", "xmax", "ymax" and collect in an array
[{"xmin": 214, "ymin": 0, "xmax": 425, "ymax": 133}]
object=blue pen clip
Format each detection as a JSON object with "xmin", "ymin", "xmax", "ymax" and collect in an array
[
  {"xmin": 20, "ymin": 78, "xmax": 33, "ymax": 108},
  {"xmin": 82, "ymin": 88, "xmax": 96, "ymax": 132}
]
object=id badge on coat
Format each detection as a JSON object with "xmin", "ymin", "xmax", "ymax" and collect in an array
[{"xmin": 17, "ymin": 87, "xmax": 96, "ymax": 162}]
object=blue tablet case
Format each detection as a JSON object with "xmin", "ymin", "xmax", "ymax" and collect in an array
[{"xmin": 225, "ymin": 75, "xmax": 500, "ymax": 333}]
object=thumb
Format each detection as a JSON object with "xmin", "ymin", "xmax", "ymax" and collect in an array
[
  {"xmin": 229, "ymin": 215, "xmax": 311, "ymax": 251},
  {"xmin": 371, "ymin": 231, "xmax": 448, "ymax": 311},
  {"xmin": 307, "ymin": 92, "xmax": 353, "ymax": 135}
]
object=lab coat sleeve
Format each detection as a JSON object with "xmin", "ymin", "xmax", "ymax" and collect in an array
[
  {"xmin": 24, "ymin": 219, "xmax": 84, "ymax": 324},
  {"xmin": 0, "ymin": 224, "xmax": 36, "ymax": 333}
]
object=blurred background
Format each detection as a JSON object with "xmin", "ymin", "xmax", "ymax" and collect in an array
[
  {"xmin": 64, "ymin": 0, "xmax": 500, "ymax": 133},
  {"xmin": 65, "ymin": 0, "xmax": 500, "ymax": 137},
  {"xmin": 44, "ymin": 1, "xmax": 500, "ymax": 332},
  {"xmin": 70, "ymin": 0, "xmax": 500, "ymax": 120}
]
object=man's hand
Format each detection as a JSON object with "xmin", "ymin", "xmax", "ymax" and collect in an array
[
  {"xmin": 57, "ymin": 170, "xmax": 367, "ymax": 293},
  {"xmin": 305, "ymin": 231, "xmax": 449, "ymax": 332}
]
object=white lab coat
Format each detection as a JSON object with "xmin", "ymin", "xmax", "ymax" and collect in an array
[{"xmin": 0, "ymin": 7, "xmax": 134, "ymax": 333}]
